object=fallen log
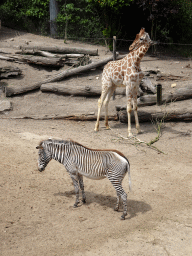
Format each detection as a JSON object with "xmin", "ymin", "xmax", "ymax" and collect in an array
[
  {"xmin": 41, "ymin": 83, "xmax": 101, "ymax": 96},
  {"xmin": 117, "ymin": 108, "xmax": 192, "ymax": 123},
  {"xmin": 14, "ymin": 55, "xmax": 64, "ymax": 67},
  {"xmin": 0, "ymin": 114, "xmax": 118, "ymax": 121},
  {"xmin": 0, "ymin": 54, "xmax": 18, "ymax": 62},
  {"xmin": 64, "ymin": 55, "xmax": 91, "ymax": 66},
  {"xmin": 141, "ymin": 78, "xmax": 156, "ymax": 94},
  {"xmin": 20, "ymin": 45, "xmax": 98, "ymax": 56},
  {"xmin": 0, "ymin": 53, "xmax": 64, "ymax": 67},
  {"xmin": 113, "ymin": 84, "xmax": 192, "ymax": 110},
  {"xmin": 40, "ymin": 83, "xmax": 126, "ymax": 97},
  {"xmin": 5, "ymin": 53, "xmax": 122, "ymax": 97},
  {"xmin": 156, "ymin": 74, "xmax": 183, "ymax": 81},
  {"xmin": 15, "ymin": 49, "xmax": 57, "ymax": 58},
  {"xmin": 58, "ymin": 54, "xmax": 84, "ymax": 59},
  {"xmin": 14, "ymin": 50, "xmax": 90, "ymax": 67},
  {"xmin": 137, "ymin": 85, "xmax": 192, "ymax": 107},
  {"xmin": 15, "ymin": 49, "xmax": 84, "ymax": 59},
  {"xmin": 0, "ymin": 55, "xmax": 10, "ymax": 61},
  {"xmin": 116, "ymin": 99, "xmax": 192, "ymax": 123},
  {"xmin": 0, "ymin": 66, "xmax": 22, "ymax": 78}
]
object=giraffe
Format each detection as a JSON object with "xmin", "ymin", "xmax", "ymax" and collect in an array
[{"xmin": 94, "ymin": 28, "xmax": 155, "ymax": 137}]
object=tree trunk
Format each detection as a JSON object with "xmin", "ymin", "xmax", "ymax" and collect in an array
[
  {"xmin": 19, "ymin": 45, "xmax": 99, "ymax": 56},
  {"xmin": 49, "ymin": 0, "xmax": 59, "ymax": 37}
]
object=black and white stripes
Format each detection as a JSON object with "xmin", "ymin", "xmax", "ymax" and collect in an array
[{"xmin": 36, "ymin": 139, "xmax": 131, "ymax": 220}]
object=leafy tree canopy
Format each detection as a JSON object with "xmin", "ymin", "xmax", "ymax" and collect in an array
[{"xmin": 87, "ymin": 0, "xmax": 133, "ymax": 10}]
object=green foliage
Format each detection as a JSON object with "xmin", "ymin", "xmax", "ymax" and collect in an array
[
  {"xmin": 56, "ymin": 0, "xmax": 103, "ymax": 40},
  {"xmin": 0, "ymin": 0, "xmax": 49, "ymax": 32},
  {"xmin": 88, "ymin": 0, "xmax": 133, "ymax": 47},
  {"xmin": 135, "ymin": 0, "xmax": 192, "ymax": 44},
  {"xmin": 168, "ymin": 0, "xmax": 192, "ymax": 43},
  {"xmin": 25, "ymin": 0, "xmax": 49, "ymax": 19},
  {"xmin": 1, "ymin": 0, "xmax": 192, "ymax": 48},
  {"xmin": 88, "ymin": 0, "xmax": 133, "ymax": 9}
]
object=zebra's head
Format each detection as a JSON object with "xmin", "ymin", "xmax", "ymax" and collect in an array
[{"xmin": 36, "ymin": 141, "xmax": 52, "ymax": 172}]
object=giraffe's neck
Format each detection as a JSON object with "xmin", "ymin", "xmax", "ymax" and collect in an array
[{"xmin": 128, "ymin": 44, "xmax": 150, "ymax": 68}]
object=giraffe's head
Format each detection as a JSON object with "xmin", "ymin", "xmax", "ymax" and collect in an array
[{"xmin": 129, "ymin": 28, "xmax": 153, "ymax": 52}]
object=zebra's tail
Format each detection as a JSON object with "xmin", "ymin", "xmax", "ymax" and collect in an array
[{"xmin": 127, "ymin": 161, "xmax": 132, "ymax": 192}]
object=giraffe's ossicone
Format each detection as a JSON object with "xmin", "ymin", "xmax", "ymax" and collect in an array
[{"xmin": 95, "ymin": 28, "xmax": 156, "ymax": 137}]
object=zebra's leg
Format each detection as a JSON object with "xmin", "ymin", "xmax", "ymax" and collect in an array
[
  {"xmin": 70, "ymin": 173, "xmax": 80, "ymax": 207},
  {"xmin": 78, "ymin": 174, "xmax": 86, "ymax": 203},
  {"xmin": 114, "ymin": 189, "xmax": 127, "ymax": 220},
  {"xmin": 108, "ymin": 174, "xmax": 128, "ymax": 220},
  {"xmin": 114, "ymin": 194, "xmax": 120, "ymax": 211},
  {"xmin": 120, "ymin": 191, "xmax": 128, "ymax": 220}
]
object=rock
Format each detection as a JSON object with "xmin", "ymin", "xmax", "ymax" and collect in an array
[{"xmin": 0, "ymin": 100, "xmax": 12, "ymax": 112}]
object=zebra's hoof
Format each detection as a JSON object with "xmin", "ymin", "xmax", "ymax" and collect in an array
[
  {"xmin": 120, "ymin": 215, "xmax": 125, "ymax": 220},
  {"xmin": 82, "ymin": 199, "xmax": 86, "ymax": 204},
  {"xmin": 73, "ymin": 203, "xmax": 79, "ymax": 208},
  {"xmin": 114, "ymin": 207, "xmax": 119, "ymax": 211}
]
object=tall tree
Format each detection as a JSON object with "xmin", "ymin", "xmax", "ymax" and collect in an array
[
  {"xmin": 50, "ymin": 0, "xmax": 59, "ymax": 37},
  {"xmin": 135, "ymin": 0, "xmax": 180, "ymax": 41}
]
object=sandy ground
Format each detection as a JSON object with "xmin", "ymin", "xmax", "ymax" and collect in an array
[{"xmin": 0, "ymin": 27, "xmax": 192, "ymax": 256}]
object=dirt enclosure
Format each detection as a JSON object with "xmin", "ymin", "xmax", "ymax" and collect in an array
[{"xmin": 0, "ymin": 27, "xmax": 192, "ymax": 255}]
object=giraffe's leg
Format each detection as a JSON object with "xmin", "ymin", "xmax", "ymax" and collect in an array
[
  {"xmin": 70, "ymin": 173, "xmax": 80, "ymax": 207},
  {"xmin": 133, "ymin": 95, "xmax": 141, "ymax": 134},
  {"xmin": 127, "ymin": 101, "xmax": 133, "ymax": 137},
  {"xmin": 95, "ymin": 85, "xmax": 110, "ymax": 132},
  {"xmin": 104, "ymin": 86, "xmax": 116, "ymax": 129},
  {"xmin": 78, "ymin": 174, "xmax": 86, "ymax": 203}
]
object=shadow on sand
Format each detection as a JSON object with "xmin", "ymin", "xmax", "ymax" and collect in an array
[{"xmin": 54, "ymin": 190, "xmax": 151, "ymax": 220}]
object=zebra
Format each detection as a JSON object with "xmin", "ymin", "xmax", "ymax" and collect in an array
[{"xmin": 36, "ymin": 138, "xmax": 131, "ymax": 220}]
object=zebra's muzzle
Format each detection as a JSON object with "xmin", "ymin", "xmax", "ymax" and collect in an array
[
  {"xmin": 37, "ymin": 163, "xmax": 45, "ymax": 172},
  {"xmin": 38, "ymin": 167, "xmax": 45, "ymax": 172},
  {"xmin": 38, "ymin": 165, "xmax": 45, "ymax": 172}
]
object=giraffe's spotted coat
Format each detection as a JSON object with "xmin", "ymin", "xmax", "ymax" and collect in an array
[{"xmin": 95, "ymin": 28, "xmax": 153, "ymax": 136}]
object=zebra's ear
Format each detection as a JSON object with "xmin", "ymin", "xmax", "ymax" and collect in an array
[{"xmin": 36, "ymin": 145, "xmax": 43, "ymax": 149}]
